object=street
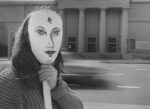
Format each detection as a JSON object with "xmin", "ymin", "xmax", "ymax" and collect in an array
[
  {"xmin": 64, "ymin": 60, "xmax": 150, "ymax": 106},
  {"xmin": 0, "ymin": 59, "xmax": 150, "ymax": 108}
]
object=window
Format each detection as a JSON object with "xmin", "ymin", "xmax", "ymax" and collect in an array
[
  {"xmin": 106, "ymin": 37, "xmax": 117, "ymax": 53},
  {"xmin": 87, "ymin": 37, "xmax": 96, "ymax": 52},
  {"xmin": 108, "ymin": 38, "xmax": 116, "ymax": 43},
  {"xmin": 68, "ymin": 37, "xmax": 77, "ymax": 52}
]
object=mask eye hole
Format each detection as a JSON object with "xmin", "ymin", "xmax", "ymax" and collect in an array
[
  {"xmin": 51, "ymin": 27, "xmax": 60, "ymax": 37},
  {"xmin": 35, "ymin": 26, "xmax": 47, "ymax": 36},
  {"xmin": 37, "ymin": 29, "xmax": 46, "ymax": 35}
]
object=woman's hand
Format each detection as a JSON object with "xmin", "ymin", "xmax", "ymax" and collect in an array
[{"xmin": 39, "ymin": 64, "xmax": 58, "ymax": 90}]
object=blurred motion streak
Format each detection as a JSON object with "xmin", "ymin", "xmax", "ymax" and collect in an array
[{"xmin": 61, "ymin": 62, "xmax": 116, "ymax": 89}]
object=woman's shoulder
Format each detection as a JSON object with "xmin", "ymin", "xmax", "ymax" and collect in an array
[
  {"xmin": 0, "ymin": 65, "xmax": 19, "ymax": 89},
  {"xmin": 0, "ymin": 65, "xmax": 23, "ymax": 108}
]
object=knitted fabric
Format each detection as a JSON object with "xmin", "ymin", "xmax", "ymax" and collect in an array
[{"xmin": 0, "ymin": 66, "xmax": 84, "ymax": 109}]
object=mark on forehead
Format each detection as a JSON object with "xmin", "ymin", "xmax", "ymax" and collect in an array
[{"xmin": 48, "ymin": 17, "xmax": 52, "ymax": 23}]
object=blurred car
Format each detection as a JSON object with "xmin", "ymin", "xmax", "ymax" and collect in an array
[
  {"xmin": 61, "ymin": 60, "xmax": 107, "ymax": 87},
  {"xmin": 0, "ymin": 58, "xmax": 108, "ymax": 88}
]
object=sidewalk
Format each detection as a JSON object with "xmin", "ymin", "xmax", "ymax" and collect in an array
[
  {"xmin": 84, "ymin": 102, "xmax": 150, "ymax": 109},
  {"xmin": 0, "ymin": 57, "xmax": 150, "ymax": 64},
  {"xmin": 92, "ymin": 59, "xmax": 150, "ymax": 64},
  {"xmin": 64, "ymin": 58, "xmax": 150, "ymax": 64}
]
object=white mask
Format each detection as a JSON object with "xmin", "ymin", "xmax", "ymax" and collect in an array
[{"xmin": 28, "ymin": 10, "xmax": 63, "ymax": 64}]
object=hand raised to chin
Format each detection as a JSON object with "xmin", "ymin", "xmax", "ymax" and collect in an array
[{"xmin": 39, "ymin": 64, "xmax": 58, "ymax": 90}]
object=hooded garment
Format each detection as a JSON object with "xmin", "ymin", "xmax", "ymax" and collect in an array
[{"xmin": 0, "ymin": 66, "xmax": 84, "ymax": 109}]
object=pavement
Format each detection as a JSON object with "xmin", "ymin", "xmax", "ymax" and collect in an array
[
  {"xmin": 0, "ymin": 58, "xmax": 150, "ymax": 109},
  {"xmin": 65, "ymin": 58, "xmax": 150, "ymax": 109},
  {"xmin": 64, "ymin": 58, "xmax": 150, "ymax": 64},
  {"xmin": 1, "ymin": 58, "xmax": 150, "ymax": 64},
  {"xmin": 84, "ymin": 102, "xmax": 150, "ymax": 109}
]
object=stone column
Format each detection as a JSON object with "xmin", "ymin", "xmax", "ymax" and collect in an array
[
  {"xmin": 99, "ymin": 8, "xmax": 106, "ymax": 54},
  {"xmin": 121, "ymin": 8, "xmax": 128, "ymax": 55},
  {"xmin": 78, "ymin": 8, "xmax": 85, "ymax": 53}
]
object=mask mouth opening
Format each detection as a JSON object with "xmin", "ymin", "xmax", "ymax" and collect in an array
[{"xmin": 45, "ymin": 50, "xmax": 56, "ymax": 57}]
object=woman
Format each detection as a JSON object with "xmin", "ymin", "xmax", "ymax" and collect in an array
[{"xmin": 0, "ymin": 9, "xmax": 84, "ymax": 109}]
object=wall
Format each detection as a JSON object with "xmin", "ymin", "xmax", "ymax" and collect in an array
[
  {"xmin": 85, "ymin": 9, "xmax": 99, "ymax": 36},
  {"xmin": 65, "ymin": 9, "xmax": 78, "ymax": 37},
  {"xmin": 129, "ymin": 2, "xmax": 150, "ymax": 45},
  {"xmin": 106, "ymin": 8, "xmax": 121, "ymax": 36}
]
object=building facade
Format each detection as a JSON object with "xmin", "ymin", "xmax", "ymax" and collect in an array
[
  {"xmin": 0, "ymin": 0, "xmax": 150, "ymax": 59},
  {"xmin": 58, "ymin": 0, "xmax": 129, "ymax": 59}
]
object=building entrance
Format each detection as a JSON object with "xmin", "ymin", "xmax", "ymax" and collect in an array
[
  {"xmin": 106, "ymin": 37, "xmax": 119, "ymax": 53},
  {"xmin": 65, "ymin": 9, "xmax": 78, "ymax": 52},
  {"xmin": 85, "ymin": 9, "xmax": 99, "ymax": 52},
  {"xmin": 106, "ymin": 9, "xmax": 121, "ymax": 53}
]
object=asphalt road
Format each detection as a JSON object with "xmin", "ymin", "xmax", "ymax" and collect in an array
[{"xmin": 64, "ymin": 60, "xmax": 150, "ymax": 106}]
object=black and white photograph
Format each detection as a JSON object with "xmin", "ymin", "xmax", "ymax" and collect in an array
[{"xmin": 0, "ymin": 0, "xmax": 150, "ymax": 109}]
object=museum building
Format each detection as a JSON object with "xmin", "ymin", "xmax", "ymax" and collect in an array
[{"xmin": 0, "ymin": 0, "xmax": 150, "ymax": 59}]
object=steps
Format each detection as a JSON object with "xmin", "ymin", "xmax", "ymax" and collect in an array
[{"xmin": 62, "ymin": 51, "xmax": 150, "ymax": 60}]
